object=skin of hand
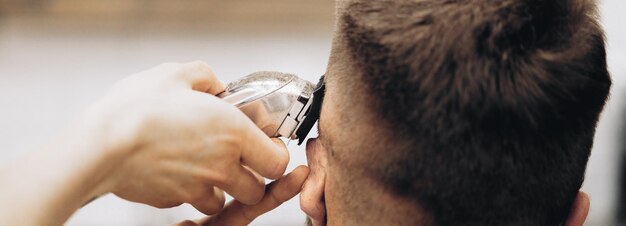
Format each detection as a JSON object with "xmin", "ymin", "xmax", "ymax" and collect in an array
[
  {"xmin": 175, "ymin": 165, "xmax": 310, "ymax": 226},
  {"xmin": 0, "ymin": 61, "xmax": 290, "ymax": 226}
]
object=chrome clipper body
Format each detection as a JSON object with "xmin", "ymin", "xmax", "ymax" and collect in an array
[{"xmin": 219, "ymin": 71, "xmax": 325, "ymax": 145}]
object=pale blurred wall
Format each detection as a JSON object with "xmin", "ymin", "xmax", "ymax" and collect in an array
[
  {"xmin": 583, "ymin": 0, "xmax": 626, "ymax": 225},
  {"xmin": 0, "ymin": 1, "xmax": 623, "ymax": 226},
  {"xmin": 0, "ymin": 1, "xmax": 334, "ymax": 225}
]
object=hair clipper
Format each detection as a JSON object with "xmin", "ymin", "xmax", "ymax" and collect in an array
[{"xmin": 218, "ymin": 71, "xmax": 325, "ymax": 145}]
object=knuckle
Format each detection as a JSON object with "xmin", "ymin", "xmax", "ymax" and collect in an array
[
  {"xmin": 225, "ymin": 114, "xmax": 248, "ymax": 133},
  {"xmin": 153, "ymin": 62, "xmax": 184, "ymax": 82},
  {"xmin": 268, "ymin": 190, "xmax": 283, "ymax": 207},
  {"xmin": 187, "ymin": 191, "xmax": 222, "ymax": 208},
  {"xmin": 183, "ymin": 61, "xmax": 212, "ymax": 75},
  {"xmin": 241, "ymin": 206, "xmax": 258, "ymax": 222},
  {"xmin": 223, "ymin": 130, "xmax": 244, "ymax": 151},
  {"xmin": 178, "ymin": 185, "xmax": 206, "ymax": 203},
  {"xmin": 190, "ymin": 61, "xmax": 212, "ymax": 70},
  {"xmin": 177, "ymin": 66, "xmax": 194, "ymax": 75},
  {"xmin": 240, "ymin": 208, "xmax": 256, "ymax": 222},
  {"xmin": 250, "ymin": 184, "xmax": 265, "ymax": 204},
  {"xmin": 229, "ymin": 122, "xmax": 256, "ymax": 148},
  {"xmin": 189, "ymin": 188, "xmax": 225, "ymax": 215},
  {"xmin": 211, "ymin": 170, "xmax": 235, "ymax": 189},
  {"xmin": 206, "ymin": 198, "xmax": 226, "ymax": 214},
  {"xmin": 199, "ymin": 169, "xmax": 231, "ymax": 188},
  {"xmin": 214, "ymin": 122, "xmax": 246, "ymax": 152}
]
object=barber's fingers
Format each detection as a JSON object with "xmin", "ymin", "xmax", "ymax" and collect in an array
[
  {"xmin": 270, "ymin": 137, "xmax": 288, "ymax": 150},
  {"xmin": 189, "ymin": 187, "xmax": 226, "ymax": 216},
  {"xmin": 178, "ymin": 66, "xmax": 289, "ymax": 180},
  {"xmin": 185, "ymin": 90, "xmax": 289, "ymax": 180},
  {"xmin": 201, "ymin": 165, "xmax": 310, "ymax": 226},
  {"xmin": 240, "ymin": 165, "xmax": 309, "ymax": 216},
  {"xmin": 217, "ymin": 165, "xmax": 266, "ymax": 205},
  {"xmin": 171, "ymin": 61, "xmax": 226, "ymax": 95},
  {"xmin": 237, "ymin": 123, "xmax": 290, "ymax": 180}
]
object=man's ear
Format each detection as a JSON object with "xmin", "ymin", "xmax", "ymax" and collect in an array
[
  {"xmin": 565, "ymin": 191, "xmax": 590, "ymax": 226},
  {"xmin": 300, "ymin": 138, "xmax": 328, "ymax": 226}
]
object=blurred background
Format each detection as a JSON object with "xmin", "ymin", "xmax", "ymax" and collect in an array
[{"xmin": 0, "ymin": 0, "xmax": 623, "ymax": 225}]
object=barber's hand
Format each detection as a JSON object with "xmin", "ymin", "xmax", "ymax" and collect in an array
[
  {"xmin": 86, "ymin": 62, "xmax": 290, "ymax": 214},
  {"xmin": 174, "ymin": 166, "xmax": 309, "ymax": 226}
]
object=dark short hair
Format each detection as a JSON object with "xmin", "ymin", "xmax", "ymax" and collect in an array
[{"xmin": 340, "ymin": 0, "xmax": 611, "ymax": 225}]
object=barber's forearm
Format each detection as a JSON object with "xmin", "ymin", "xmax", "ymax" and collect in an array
[{"xmin": 0, "ymin": 114, "xmax": 121, "ymax": 226}]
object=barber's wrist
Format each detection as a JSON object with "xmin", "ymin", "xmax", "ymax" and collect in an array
[
  {"xmin": 69, "ymin": 103, "xmax": 137, "ymax": 196},
  {"xmin": 82, "ymin": 99, "xmax": 140, "ymax": 154}
]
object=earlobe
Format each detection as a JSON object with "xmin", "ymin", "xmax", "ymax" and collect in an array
[
  {"xmin": 565, "ymin": 191, "xmax": 590, "ymax": 226},
  {"xmin": 300, "ymin": 138, "xmax": 328, "ymax": 226}
]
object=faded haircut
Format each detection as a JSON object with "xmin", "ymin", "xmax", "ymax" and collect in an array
[{"xmin": 338, "ymin": 0, "xmax": 611, "ymax": 225}]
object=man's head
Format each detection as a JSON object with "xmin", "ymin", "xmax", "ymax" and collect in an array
[{"xmin": 301, "ymin": 0, "xmax": 611, "ymax": 225}]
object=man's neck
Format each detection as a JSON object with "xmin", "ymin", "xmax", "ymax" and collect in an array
[{"xmin": 325, "ymin": 174, "xmax": 431, "ymax": 226}]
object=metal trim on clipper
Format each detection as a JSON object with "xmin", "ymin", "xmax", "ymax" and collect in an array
[{"xmin": 219, "ymin": 72, "xmax": 324, "ymax": 145}]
